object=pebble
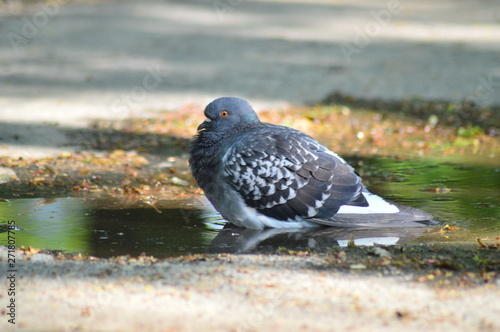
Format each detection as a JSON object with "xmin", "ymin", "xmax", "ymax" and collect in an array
[
  {"xmin": 0, "ymin": 167, "xmax": 19, "ymax": 184},
  {"xmin": 371, "ymin": 247, "xmax": 392, "ymax": 259},
  {"xmin": 30, "ymin": 253, "xmax": 56, "ymax": 263}
]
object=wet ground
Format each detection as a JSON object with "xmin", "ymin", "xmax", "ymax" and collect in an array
[
  {"xmin": 0, "ymin": 156, "xmax": 499, "ymax": 258},
  {"xmin": 0, "ymin": 101, "xmax": 498, "ymax": 260}
]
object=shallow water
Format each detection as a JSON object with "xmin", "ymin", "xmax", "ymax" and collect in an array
[{"xmin": 0, "ymin": 157, "xmax": 498, "ymax": 257}]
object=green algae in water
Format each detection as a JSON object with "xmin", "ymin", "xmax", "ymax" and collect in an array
[
  {"xmin": 357, "ymin": 157, "xmax": 500, "ymax": 243},
  {"xmin": 0, "ymin": 157, "xmax": 498, "ymax": 256}
]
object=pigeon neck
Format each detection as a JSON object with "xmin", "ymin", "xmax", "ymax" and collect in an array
[
  {"xmin": 189, "ymin": 122, "xmax": 259, "ymax": 183},
  {"xmin": 202, "ymin": 122, "xmax": 259, "ymax": 145}
]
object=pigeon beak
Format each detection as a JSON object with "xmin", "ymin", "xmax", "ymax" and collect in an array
[{"xmin": 197, "ymin": 118, "xmax": 212, "ymax": 131}]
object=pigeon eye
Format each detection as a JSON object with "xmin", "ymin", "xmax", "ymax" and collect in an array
[{"xmin": 220, "ymin": 110, "xmax": 229, "ymax": 117}]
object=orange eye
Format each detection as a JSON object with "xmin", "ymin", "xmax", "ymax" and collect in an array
[{"xmin": 220, "ymin": 110, "xmax": 229, "ymax": 117}]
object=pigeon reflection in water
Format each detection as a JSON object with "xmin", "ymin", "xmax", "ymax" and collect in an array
[{"xmin": 207, "ymin": 223, "xmax": 429, "ymax": 254}]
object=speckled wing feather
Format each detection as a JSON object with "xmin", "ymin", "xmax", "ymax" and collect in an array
[{"xmin": 222, "ymin": 124, "xmax": 368, "ymax": 223}]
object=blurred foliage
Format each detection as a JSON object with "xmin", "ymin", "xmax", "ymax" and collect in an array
[
  {"xmin": 323, "ymin": 92, "xmax": 499, "ymax": 135},
  {"xmin": 457, "ymin": 126, "xmax": 484, "ymax": 138}
]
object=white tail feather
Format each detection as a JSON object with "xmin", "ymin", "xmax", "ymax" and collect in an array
[{"xmin": 337, "ymin": 191, "xmax": 400, "ymax": 214}]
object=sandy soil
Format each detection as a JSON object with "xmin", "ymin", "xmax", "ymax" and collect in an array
[{"xmin": 1, "ymin": 247, "xmax": 499, "ymax": 332}]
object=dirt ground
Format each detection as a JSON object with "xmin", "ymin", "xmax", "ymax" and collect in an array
[
  {"xmin": 0, "ymin": 0, "xmax": 499, "ymax": 331},
  {"xmin": 1, "ymin": 245, "xmax": 500, "ymax": 332}
]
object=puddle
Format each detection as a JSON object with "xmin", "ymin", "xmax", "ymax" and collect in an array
[
  {"xmin": 361, "ymin": 156, "xmax": 500, "ymax": 239},
  {"xmin": 0, "ymin": 197, "xmax": 222, "ymax": 258},
  {"xmin": 0, "ymin": 157, "xmax": 498, "ymax": 257}
]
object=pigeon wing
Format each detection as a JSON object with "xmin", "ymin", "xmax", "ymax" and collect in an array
[{"xmin": 222, "ymin": 125, "xmax": 367, "ymax": 222}]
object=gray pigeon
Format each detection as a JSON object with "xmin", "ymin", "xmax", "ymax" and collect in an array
[{"xmin": 189, "ymin": 97, "xmax": 438, "ymax": 229}]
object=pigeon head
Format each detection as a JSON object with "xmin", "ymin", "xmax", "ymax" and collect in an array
[{"xmin": 197, "ymin": 97, "xmax": 260, "ymax": 134}]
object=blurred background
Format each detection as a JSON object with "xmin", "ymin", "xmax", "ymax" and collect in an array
[{"xmin": 1, "ymin": 0, "xmax": 499, "ymax": 139}]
